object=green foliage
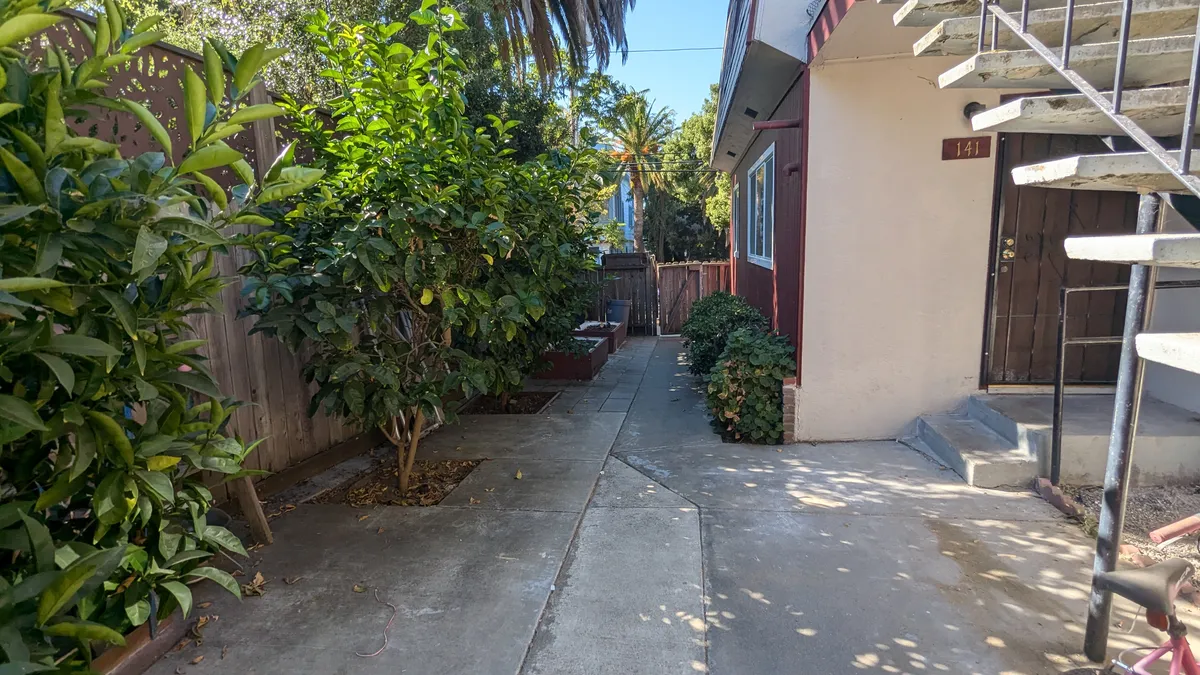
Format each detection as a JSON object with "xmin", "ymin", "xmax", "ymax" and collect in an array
[
  {"xmin": 603, "ymin": 93, "xmax": 675, "ymax": 252},
  {"xmin": 0, "ymin": 3, "xmax": 316, "ymax": 669},
  {"xmin": 241, "ymin": 4, "xmax": 602, "ymax": 464},
  {"xmin": 643, "ymin": 187, "xmax": 727, "ymax": 262},
  {"xmin": 466, "ymin": 146, "xmax": 606, "ymax": 397},
  {"xmin": 705, "ymin": 329, "xmax": 795, "ymax": 444},
  {"xmin": 680, "ymin": 292, "xmax": 769, "ymax": 376},
  {"xmin": 663, "ymin": 83, "xmax": 730, "ymax": 232}
]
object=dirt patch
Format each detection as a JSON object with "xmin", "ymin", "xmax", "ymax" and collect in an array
[
  {"xmin": 1065, "ymin": 483, "xmax": 1200, "ymax": 570},
  {"xmin": 466, "ymin": 391, "xmax": 558, "ymax": 414},
  {"xmin": 314, "ymin": 454, "xmax": 481, "ymax": 507}
]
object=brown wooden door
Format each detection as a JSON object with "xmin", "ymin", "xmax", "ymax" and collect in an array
[{"xmin": 986, "ymin": 133, "xmax": 1141, "ymax": 385}]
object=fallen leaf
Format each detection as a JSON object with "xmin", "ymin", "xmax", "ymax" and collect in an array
[
  {"xmin": 191, "ymin": 656, "xmax": 204, "ymax": 665},
  {"xmin": 173, "ymin": 637, "xmax": 193, "ymax": 652},
  {"xmin": 176, "ymin": 668, "xmax": 186, "ymax": 674},
  {"xmin": 377, "ymin": 527, "xmax": 384, "ymax": 534},
  {"xmin": 469, "ymin": 497, "xmax": 481, "ymax": 505},
  {"xmin": 283, "ymin": 576, "xmax": 303, "ymax": 585},
  {"xmin": 241, "ymin": 572, "xmax": 267, "ymax": 596},
  {"xmin": 221, "ymin": 645, "xmax": 229, "ymax": 660},
  {"xmin": 515, "ymin": 469, "xmax": 523, "ymax": 480},
  {"xmin": 358, "ymin": 514, "xmax": 370, "ymax": 521},
  {"xmin": 484, "ymin": 488, "xmax": 495, "ymax": 493},
  {"xmin": 353, "ymin": 584, "xmax": 366, "ymax": 593},
  {"xmin": 198, "ymin": 601, "xmax": 212, "ymax": 609}
]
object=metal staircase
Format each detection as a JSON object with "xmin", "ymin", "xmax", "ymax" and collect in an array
[{"xmin": 881, "ymin": 0, "xmax": 1200, "ymax": 660}]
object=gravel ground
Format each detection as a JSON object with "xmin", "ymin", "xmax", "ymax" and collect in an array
[{"xmin": 1066, "ymin": 483, "xmax": 1200, "ymax": 569}]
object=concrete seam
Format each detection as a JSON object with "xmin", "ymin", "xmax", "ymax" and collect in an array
[{"xmin": 513, "ymin": 345, "xmax": 650, "ymax": 674}]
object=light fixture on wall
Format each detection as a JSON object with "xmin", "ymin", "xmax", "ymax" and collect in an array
[{"xmin": 963, "ymin": 102, "xmax": 987, "ymax": 120}]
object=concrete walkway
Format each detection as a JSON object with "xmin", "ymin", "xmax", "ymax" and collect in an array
[{"xmin": 149, "ymin": 337, "xmax": 1172, "ymax": 675}]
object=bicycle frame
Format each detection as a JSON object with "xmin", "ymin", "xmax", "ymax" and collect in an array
[{"xmin": 1126, "ymin": 635, "xmax": 1200, "ymax": 675}]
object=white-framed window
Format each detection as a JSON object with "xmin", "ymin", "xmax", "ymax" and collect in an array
[
  {"xmin": 746, "ymin": 143, "xmax": 775, "ymax": 269},
  {"xmin": 732, "ymin": 181, "xmax": 741, "ymax": 258}
]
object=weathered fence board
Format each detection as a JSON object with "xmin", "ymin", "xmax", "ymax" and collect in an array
[
  {"xmin": 601, "ymin": 253, "xmax": 659, "ymax": 335},
  {"xmin": 658, "ymin": 262, "xmax": 731, "ymax": 334}
]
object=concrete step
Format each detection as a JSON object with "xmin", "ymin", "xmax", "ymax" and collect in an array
[
  {"xmin": 915, "ymin": 0, "xmax": 1198, "ymax": 56},
  {"xmin": 1011, "ymin": 150, "xmax": 1199, "ymax": 192},
  {"xmin": 972, "ymin": 86, "xmax": 1190, "ymax": 135},
  {"xmin": 939, "ymin": 35, "xmax": 1195, "ymax": 89},
  {"xmin": 1065, "ymin": 233, "xmax": 1200, "ymax": 267},
  {"xmin": 968, "ymin": 393, "xmax": 1200, "ymax": 485},
  {"xmin": 1137, "ymin": 332, "xmax": 1200, "ymax": 375},
  {"xmin": 913, "ymin": 414, "xmax": 1039, "ymax": 488},
  {"xmin": 894, "ymin": 0, "xmax": 1072, "ymax": 28}
]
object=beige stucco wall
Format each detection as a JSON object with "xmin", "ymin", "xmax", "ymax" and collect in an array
[
  {"xmin": 1144, "ymin": 206, "xmax": 1200, "ymax": 414},
  {"xmin": 793, "ymin": 55, "xmax": 1001, "ymax": 441}
]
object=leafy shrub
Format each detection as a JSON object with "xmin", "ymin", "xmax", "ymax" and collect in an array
[
  {"xmin": 680, "ymin": 292, "xmax": 769, "ymax": 375},
  {"xmin": 465, "ymin": 144, "xmax": 607, "ymax": 401},
  {"xmin": 0, "ymin": 3, "xmax": 318, "ymax": 669},
  {"xmin": 240, "ymin": 3, "xmax": 603, "ymax": 488},
  {"xmin": 705, "ymin": 329, "xmax": 796, "ymax": 443}
]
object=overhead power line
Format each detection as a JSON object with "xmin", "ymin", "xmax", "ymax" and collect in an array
[{"xmin": 622, "ymin": 46, "xmax": 723, "ymax": 53}]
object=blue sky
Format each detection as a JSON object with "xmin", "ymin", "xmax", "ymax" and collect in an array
[{"xmin": 600, "ymin": 0, "xmax": 729, "ymax": 122}]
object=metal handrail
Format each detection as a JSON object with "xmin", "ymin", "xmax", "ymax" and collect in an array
[
  {"xmin": 977, "ymin": 0, "xmax": 1200, "ymax": 199},
  {"xmin": 1050, "ymin": 279, "xmax": 1200, "ymax": 486}
]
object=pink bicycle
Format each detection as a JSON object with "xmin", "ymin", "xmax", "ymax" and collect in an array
[{"xmin": 1100, "ymin": 558, "xmax": 1197, "ymax": 674}]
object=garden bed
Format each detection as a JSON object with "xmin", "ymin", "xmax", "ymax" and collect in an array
[
  {"xmin": 1065, "ymin": 482, "xmax": 1200, "ymax": 574},
  {"xmin": 535, "ymin": 337, "xmax": 608, "ymax": 380},
  {"xmin": 314, "ymin": 457, "xmax": 481, "ymax": 507},
  {"xmin": 466, "ymin": 391, "xmax": 560, "ymax": 414},
  {"xmin": 573, "ymin": 320, "xmax": 627, "ymax": 354}
]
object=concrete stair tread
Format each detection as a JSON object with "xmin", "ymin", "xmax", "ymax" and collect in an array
[
  {"xmin": 1137, "ymin": 332, "xmax": 1200, "ymax": 375},
  {"xmin": 1012, "ymin": 150, "xmax": 1198, "ymax": 192},
  {"xmin": 1065, "ymin": 233, "xmax": 1200, "ymax": 268},
  {"xmin": 914, "ymin": 414, "xmax": 1037, "ymax": 488},
  {"xmin": 939, "ymin": 35, "xmax": 1195, "ymax": 89},
  {"xmin": 971, "ymin": 86, "xmax": 1190, "ymax": 136},
  {"xmin": 921, "ymin": 415, "xmax": 1030, "ymax": 460},
  {"xmin": 894, "ymin": 0, "xmax": 1099, "ymax": 28},
  {"xmin": 915, "ymin": 0, "xmax": 1198, "ymax": 56}
]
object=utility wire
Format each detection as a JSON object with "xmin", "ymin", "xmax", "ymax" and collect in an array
[{"xmin": 623, "ymin": 47, "xmax": 724, "ymax": 53}]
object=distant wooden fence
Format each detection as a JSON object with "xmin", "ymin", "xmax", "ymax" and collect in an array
[
  {"xmin": 38, "ymin": 14, "xmax": 359, "ymax": 502},
  {"xmin": 598, "ymin": 253, "xmax": 660, "ymax": 335},
  {"xmin": 658, "ymin": 262, "xmax": 732, "ymax": 334}
]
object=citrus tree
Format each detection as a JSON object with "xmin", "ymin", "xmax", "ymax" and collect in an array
[
  {"xmin": 0, "ymin": 2, "xmax": 320, "ymax": 669},
  {"xmin": 243, "ymin": 3, "xmax": 520, "ymax": 492}
]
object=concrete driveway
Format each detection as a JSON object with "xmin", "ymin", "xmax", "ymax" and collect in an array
[{"xmin": 148, "ymin": 337, "xmax": 1168, "ymax": 675}]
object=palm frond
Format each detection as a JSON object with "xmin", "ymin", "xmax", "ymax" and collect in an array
[{"xmin": 486, "ymin": 0, "xmax": 636, "ymax": 82}]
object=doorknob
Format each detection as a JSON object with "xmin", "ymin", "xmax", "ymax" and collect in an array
[{"xmin": 1000, "ymin": 237, "xmax": 1016, "ymax": 260}]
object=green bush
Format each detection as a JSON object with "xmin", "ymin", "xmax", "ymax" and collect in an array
[
  {"xmin": 240, "ymin": 3, "xmax": 605, "ymax": 489},
  {"xmin": 680, "ymin": 292, "xmax": 769, "ymax": 375},
  {"xmin": 705, "ymin": 329, "xmax": 796, "ymax": 443},
  {"xmin": 0, "ymin": 4, "xmax": 318, "ymax": 670}
]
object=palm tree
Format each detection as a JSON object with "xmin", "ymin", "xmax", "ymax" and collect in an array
[
  {"xmin": 483, "ymin": 0, "xmax": 637, "ymax": 82},
  {"xmin": 605, "ymin": 94, "xmax": 675, "ymax": 252}
]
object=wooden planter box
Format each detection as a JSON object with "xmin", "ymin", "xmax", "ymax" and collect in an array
[
  {"xmin": 94, "ymin": 610, "xmax": 188, "ymax": 675},
  {"xmin": 536, "ymin": 338, "xmax": 608, "ymax": 380},
  {"xmin": 572, "ymin": 321, "xmax": 627, "ymax": 354}
]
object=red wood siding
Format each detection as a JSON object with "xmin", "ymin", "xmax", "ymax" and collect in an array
[{"xmin": 729, "ymin": 74, "xmax": 806, "ymax": 366}]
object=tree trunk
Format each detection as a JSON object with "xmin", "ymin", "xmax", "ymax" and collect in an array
[
  {"xmin": 399, "ymin": 409, "xmax": 425, "ymax": 493},
  {"xmin": 499, "ymin": 391, "xmax": 510, "ymax": 412},
  {"xmin": 630, "ymin": 172, "xmax": 645, "ymax": 252}
]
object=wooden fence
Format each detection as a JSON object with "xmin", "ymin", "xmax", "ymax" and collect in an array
[
  {"xmin": 599, "ymin": 253, "xmax": 660, "ymax": 335},
  {"xmin": 40, "ymin": 15, "xmax": 360, "ymax": 503},
  {"xmin": 658, "ymin": 262, "xmax": 732, "ymax": 334}
]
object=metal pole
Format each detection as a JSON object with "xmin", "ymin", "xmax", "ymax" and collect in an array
[
  {"xmin": 1052, "ymin": 285, "xmax": 1068, "ymax": 485},
  {"xmin": 1083, "ymin": 193, "xmax": 1161, "ymax": 662}
]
